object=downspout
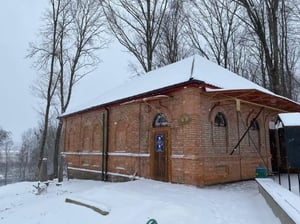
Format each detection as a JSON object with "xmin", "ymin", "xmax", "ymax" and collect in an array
[
  {"xmin": 104, "ymin": 107, "xmax": 109, "ymax": 181},
  {"xmin": 101, "ymin": 111, "xmax": 106, "ymax": 181},
  {"xmin": 101, "ymin": 108, "xmax": 109, "ymax": 181}
]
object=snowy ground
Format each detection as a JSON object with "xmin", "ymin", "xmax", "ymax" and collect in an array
[{"xmin": 0, "ymin": 179, "xmax": 281, "ymax": 224}]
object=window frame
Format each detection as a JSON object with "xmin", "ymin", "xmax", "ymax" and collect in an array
[{"xmin": 153, "ymin": 113, "xmax": 168, "ymax": 127}]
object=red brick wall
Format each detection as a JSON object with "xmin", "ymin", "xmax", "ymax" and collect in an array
[{"xmin": 63, "ymin": 86, "xmax": 277, "ymax": 185}]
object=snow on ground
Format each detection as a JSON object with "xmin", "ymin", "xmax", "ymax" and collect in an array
[{"xmin": 0, "ymin": 179, "xmax": 280, "ymax": 224}]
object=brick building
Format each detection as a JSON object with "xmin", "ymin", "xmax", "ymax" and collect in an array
[{"xmin": 61, "ymin": 55, "xmax": 300, "ymax": 186}]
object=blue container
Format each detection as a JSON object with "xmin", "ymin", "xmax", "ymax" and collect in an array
[{"xmin": 256, "ymin": 167, "xmax": 267, "ymax": 178}]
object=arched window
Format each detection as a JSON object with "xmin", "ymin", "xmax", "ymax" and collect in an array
[
  {"xmin": 212, "ymin": 112, "xmax": 228, "ymax": 153},
  {"xmin": 248, "ymin": 118, "xmax": 260, "ymax": 151},
  {"xmin": 153, "ymin": 113, "xmax": 168, "ymax": 127},
  {"xmin": 214, "ymin": 112, "xmax": 227, "ymax": 127}
]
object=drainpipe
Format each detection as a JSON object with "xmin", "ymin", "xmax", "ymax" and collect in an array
[
  {"xmin": 104, "ymin": 107, "xmax": 109, "ymax": 181},
  {"xmin": 101, "ymin": 111, "xmax": 106, "ymax": 181},
  {"xmin": 101, "ymin": 108, "xmax": 109, "ymax": 181}
]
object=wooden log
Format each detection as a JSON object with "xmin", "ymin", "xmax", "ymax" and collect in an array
[{"xmin": 65, "ymin": 198, "xmax": 109, "ymax": 216}]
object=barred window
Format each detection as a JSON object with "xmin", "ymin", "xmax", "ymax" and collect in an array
[
  {"xmin": 214, "ymin": 112, "xmax": 227, "ymax": 127},
  {"xmin": 250, "ymin": 119, "xmax": 259, "ymax": 130}
]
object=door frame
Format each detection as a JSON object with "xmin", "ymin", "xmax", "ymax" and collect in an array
[{"xmin": 149, "ymin": 127, "xmax": 171, "ymax": 182}]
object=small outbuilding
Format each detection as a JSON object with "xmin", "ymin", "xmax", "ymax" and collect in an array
[
  {"xmin": 60, "ymin": 55, "xmax": 300, "ymax": 186},
  {"xmin": 272, "ymin": 113, "xmax": 300, "ymax": 172}
]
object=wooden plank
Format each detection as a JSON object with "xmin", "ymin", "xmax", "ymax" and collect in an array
[{"xmin": 65, "ymin": 198, "xmax": 109, "ymax": 216}]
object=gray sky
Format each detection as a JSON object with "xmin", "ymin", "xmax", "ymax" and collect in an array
[
  {"xmin": 0, "ymin": 1, "xmax": 132, "ymax": 144},
  {"xmin": 0, "ymin": 1, "xmax": 46, "ymax": 144}
]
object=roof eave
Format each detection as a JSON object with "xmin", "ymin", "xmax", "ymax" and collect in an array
[
  {"xmin": 204, "ymin": 88, "xmax": 300, "ymax": 112},
  {"xmin": 60, "ymin": 79, "xmax": 206, "ymax": 118}
]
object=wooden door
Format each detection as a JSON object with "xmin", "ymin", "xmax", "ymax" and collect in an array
[{"xmin": 150, "ymin": 128, "xmax": 170, "ymax": 182}]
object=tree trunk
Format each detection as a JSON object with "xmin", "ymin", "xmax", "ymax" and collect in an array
[
  {"xmin": 4, "ymin": 145, "xmax": 8, "ymax": 185},
  {"xmin": 39, "ymin": 158, "xmax": 48, "ymax": 182},
  {"xmin": 37, "ymin": 0, "xmax": 60, "ymax": 178},
  {"xmin": 53, "ymin": 120, "xmax": 63, "ymax": 178}
]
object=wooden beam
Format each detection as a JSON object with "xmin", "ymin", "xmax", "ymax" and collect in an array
[
  {"xmin": 65, "ymin": 198, "xmax": 109, "ymax": 215},
  {"xmin": 236, "ymin": 99, "xmax": 241, "ymax": 112},
  {"xmin": 238, "ymin": 99, "xmax": 287, "ymax": 113},
  {"xmin": 204, "ymin": 91, "xmax": 287, "ymax": 112}
]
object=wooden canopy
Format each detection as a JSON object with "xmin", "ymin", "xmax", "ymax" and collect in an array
[{"xmin": 204, "ymin": 89, "xmax": 300, "ymax": 112}]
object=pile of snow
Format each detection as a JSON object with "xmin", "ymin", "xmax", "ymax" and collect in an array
[{"xmin": 0, "ymin": 179, "xmax": 280, "ymax": 224}]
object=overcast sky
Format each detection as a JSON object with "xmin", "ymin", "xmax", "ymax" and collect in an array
[{"xmin": 0, "ymin": 1, "xmax": 133, "ymax": 144}]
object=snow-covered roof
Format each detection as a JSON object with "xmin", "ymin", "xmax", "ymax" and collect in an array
[
  {"xmin": 278, "ymin": 113, "xmax": 300, "ymax": 127},
  {"xmin": 63, "ymin": 55, "xmax": 287, "ymax": 116}
]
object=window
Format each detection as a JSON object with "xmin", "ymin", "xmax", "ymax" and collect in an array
[
  {"xmin": 212, "ymin": 112, "xmax": 228, "ymax": 152},
  {"xmin": 155, "ymin": 134, "xmax": 165, "ymax": 152},
  {"xmin": 214, "ymin": 112, "xmax": 227, "ymax": 127},
  {"xmin": 153, "ymin": 113, "xmax": 168, "ymax": 127},
  {"xmin": 248, "ymin": 118, "xmax": 260, "ymax": 150},
  {"xmin": 250, "ymin": 119, "xmax": 259, "ymax": 130}
]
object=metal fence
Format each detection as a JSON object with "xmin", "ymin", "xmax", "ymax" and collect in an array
[{"xmin": 272, "ymin": 173, "xmax": 300, "ymax": 196}]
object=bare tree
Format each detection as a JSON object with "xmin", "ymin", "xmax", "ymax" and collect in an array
[
  {"xmin": 28, "ymin": 0, "xmax": 66, "ymax": 178},
  {"xmin": 3, "ymin": 141, "xmax": 13, "ymax": 185},
  {"xmin": 19, "ymin": 130, "xmax": 34, "ymax": 181},
  {"xmin": 233, "ymin": 0, "xmax": 296, "ymax": 96},
  {"xmin": 102, "ymin": 0, "xmax": 169, "ymax": 72},
  {"xmin": 156, "ymin": 0, "xmax": 191, "ymax": 66},
  {"xmin": 0, "ymin": 128, "xmax": 12, "ymax": 185},
  {"xmin": 186, "ymin": 0, "xmax": 243, "ymax": 71},
  {"xmin": 237, "ymin": 0, "xmax": 282, "ymax": 94},
  {"xmin": 19, "ymin": 127, "xmax": 48, "ymax": 181},
  {"xmin": 185, "ymin": 0, "xmax": 300, "ymax": 98},
  {"xmin": 53, "ymin": 0, "xmax": 107, "ymax": 178},
  {"xmin": 28, "ymin": 0, "xmax": 108, "ymax": 179},
  {"xmin": 0, "ymin": 127, "xmax": 10, "ymax": 146},
  {"xmin": 278, "ymin": 0, "xmax": 300, "ymax": 99}
]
